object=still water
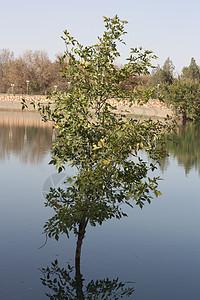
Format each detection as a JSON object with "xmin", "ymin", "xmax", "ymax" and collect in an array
[{"xmin": 0, "ymin": 111, "xmax": 200, "ymax": 300}]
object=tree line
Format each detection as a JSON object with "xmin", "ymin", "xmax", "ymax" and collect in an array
[
  {"xmin": 0, "ymin": 49, "xmax": 67, "ymax": 95},
  {"xmin": 0, "ymin": 48, "xmax": 145, "ymax": 96},
  {"xmin": 146, "ymin": 57, "xmax": 200, "ymax": 122},
  {"xmin": 2, "ymin": 47, "xmax": 200, "ymax": 123}
]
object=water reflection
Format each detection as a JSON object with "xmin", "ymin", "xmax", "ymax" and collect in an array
[
  {"xmin": 39, "ymin": 259, "xmax": 135, "ymax": 299},
  {"xmin": 0, "ymin": 111, "xmax": 53, "ymax": 164},
  {"xmin": 160, "ymin": 123, "xmax": 200, "ymax": 175}
]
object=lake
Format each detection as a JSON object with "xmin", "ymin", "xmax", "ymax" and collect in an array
[{"xmin": 1, "ymin": 110, "xmax": 200, "ymax": 299}]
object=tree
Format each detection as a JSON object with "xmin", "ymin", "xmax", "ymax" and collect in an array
[
  {"xmin": 162, "ymin": 79, "xmax": 200, "ymax": 122},
  {"xmin": 23, "ymin": 16, "xmax": 172, "ymax": 266},
  {"xmin": 9, "ymin": 57, "xmax": 29, "ymax": 94},
  {"xmin": 148, "ymin": 57, "xmax": 175, "ymax": 87},
  {"xmin": 161, "ymin": 57, "xmax": 175, "ymax": 84},
  {"xmin": 0, "ymin": 49, "xmax": 72, "ymax": 94},
  {"xmin": 181, "ymin": 57, "xmax": 200, "ymax": 81},
  {"xmin": 0, "ymin": 49, "xmax": 14, "ymax": 93},
  {"xmin": 21, "ymin": 50, "xmax": 55, "ymax": 94}
]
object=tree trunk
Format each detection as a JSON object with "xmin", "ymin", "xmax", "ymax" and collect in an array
[{"xmin": 75, "ymin": 219, "xmax": 88, "ymax": 264}]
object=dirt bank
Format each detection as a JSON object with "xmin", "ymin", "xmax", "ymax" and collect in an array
[
  {"xmin": 115, "ymin": 105, "xmax": 173, "ymax": 119},
  {"xmin": 0, "ymin": 99, "xmax": 174, "ymax": 119}
]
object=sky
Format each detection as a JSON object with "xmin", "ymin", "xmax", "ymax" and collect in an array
[{"xmin": 1, "ymin": 0, "xmax": 200, "ymax": 74}]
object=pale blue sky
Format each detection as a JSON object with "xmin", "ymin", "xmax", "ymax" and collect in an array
[{"xmin": 1, "ymin": 0, "xmax": 200, "ymax": 74}]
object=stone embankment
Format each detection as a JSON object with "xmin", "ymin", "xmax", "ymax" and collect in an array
[
  {"xmin": 0, "ymin": 94, "xmax": 49, "ymax": 112},
  {"xmin": 0, "ymin": 94, "xmax": 173, "ymax": 118}
]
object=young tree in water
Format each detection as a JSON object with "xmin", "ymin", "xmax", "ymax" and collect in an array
[{"xmin": 23, "ymin": 16, "xmax": 172, "ymax": 266}]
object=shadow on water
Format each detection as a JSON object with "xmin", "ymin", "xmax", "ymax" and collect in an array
[
  {"xmin": 160, "ymin": 122, "xmax": 200, "ymax": 175},
  {"xmin": 0, "ymin": 110, "xmax": 53, "ymax": 164},
  {"xmin": 39, "ymin": 259, "xmax": 135, "ymax": 299}
]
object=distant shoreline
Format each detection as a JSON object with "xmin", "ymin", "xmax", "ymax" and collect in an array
[{"xmin": 0, "ymin": 96, "xmax": 174, "ymax": 119}]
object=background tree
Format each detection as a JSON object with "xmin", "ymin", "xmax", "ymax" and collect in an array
[
  {"xmin": 9, "ymin": 57, "xmax": 29, "ymax": 94},
  {"xmin": 23, "ymin": 16, "xmax": 173, "ymax": 268},
  {"xmin": 0, "ymin": 49, "xmax": 67, "ymax": 94},
  {"xmin": 161, "ymin": 57, "xmax": 175, "ymax": 84},
  {"xmin": 181, "ymin": 57, "xmax": 200, "ymax": 82},
  {"xmin": 158, "ymin": 57, "xmax": 200, "ymax": 122},
  {"xmin": 0, "ymin": 48, "xmax": 154, "ymax": 95},
  {"xmin": 21, "ymin": 50, "xmax": 55, "ymax": 94},
  {"xmin": 162, "ymin": 79, "xmax": 200, "ymax": 122},
  {"xmin": 0, "ymin": 49, "xmax": 14, "ymax": 93},
  {"xmin": 50, "ymin": 55, "xmax": 69, "ymax": 92},
  {"xmin": 148, "ymin": 57, "xmax": 175, "ymax": 87}
]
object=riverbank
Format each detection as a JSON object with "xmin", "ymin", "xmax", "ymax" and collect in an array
[{"xmin": 0, "ymin": 95, "xmax": 174, "ymax": 118}]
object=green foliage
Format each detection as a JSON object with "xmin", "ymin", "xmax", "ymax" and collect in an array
[
  {"xmin": 43, "ymin": 116, "xmax": 170, "ymax": 239},
  {"xmin": 26, "ymin": 16, "xmax": 172, "ymax": 242},
  {"xmin": 162, "ymin": 79, "xmax": 200, "ymax": 121},
  {"xmin": 181, "ymin": 57, "xmax": 200, "ymax": 82},
  {"xmin": 148, "ymin": 57, "xmax": 175, "ymax": 87},
  {"xmin": 29, "ymin": 80, "xmax": 42, "ymax": 94},
  {"xmin": 158, "ymin": 58, "xmax": 200, "ymax": 122}
]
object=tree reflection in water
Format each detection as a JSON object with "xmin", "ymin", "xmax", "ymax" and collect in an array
[
  {"xmin": 160, "ymin": 123, "xmax": 200, "ymax": 175},
  {"xmin": 0, "ymin": 111, "xmax": 53, "ymax": 163},
  {"xmin": 39, "ymin": 259, "xmax": 135, "ymax": 299}
]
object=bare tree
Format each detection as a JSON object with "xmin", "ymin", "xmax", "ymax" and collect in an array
[{"xmin": 0, "ymin": 49, "xmax": 14, "ymax": 93}]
